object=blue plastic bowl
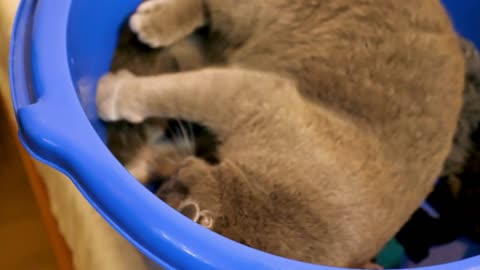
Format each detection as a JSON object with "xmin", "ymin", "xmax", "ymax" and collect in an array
[{"xmin": 8, "ymin": 0, "xmax": 480, "ymax": 269}]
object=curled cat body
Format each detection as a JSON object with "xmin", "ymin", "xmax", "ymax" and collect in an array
[{"xmin": 97, "ymin": 0, "xmax": 464, "ymax": 268}]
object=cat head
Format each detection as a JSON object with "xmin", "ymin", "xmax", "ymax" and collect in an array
[{"xmin": 107, "ymin": 118, "xmax": 218, "ymax": 183}]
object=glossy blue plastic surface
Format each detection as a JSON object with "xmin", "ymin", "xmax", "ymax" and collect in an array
[{"xmin": 8, "ymin": 0, "xmax": 480, "ymax": 269}]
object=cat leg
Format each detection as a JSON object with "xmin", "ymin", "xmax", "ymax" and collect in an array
[
  {"xmin": 96, "ymin": 68, "xmax": 300, "ymax": 138},
  {"xmin": 130, "ymin": 0, "xmax": 206, "ymax": 48}
]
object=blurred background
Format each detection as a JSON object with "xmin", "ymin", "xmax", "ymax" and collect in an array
[
  {"xmin": 0, "ymin": 1, "xmax": 60, "ymax": 269},
  {"xmin": 0, "ymin": 92, "xmax": 57, "ymax": 270},
  {"xmin": 0, "ymin": 3, "xmax": 156, "ymax": 270}
]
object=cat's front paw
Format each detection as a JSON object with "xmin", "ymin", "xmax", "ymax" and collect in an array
[
  {"xmin": 156, "ymin": 157, "xmax": 219, "ymax": 229},
  {"xmin": 157, "ymin": 181, "xmax": 216, "ymax": 229},
  {"xmin": 129, "ymin": 0, "xmax": 204, "ymax": 48},
  {"xmin": 96, "ymin": 70, "xmax": 145, "ymax": 123}
]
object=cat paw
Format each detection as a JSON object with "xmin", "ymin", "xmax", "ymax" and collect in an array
[
  {"xmin": 96, "ymin": 70, "xmax": 145, "ymax": 123},
  {"xmin": 129, "ymin": 0, "xmax": 204, "ymax": 48},
  {"xmin": 156, "ymin": 157, "xmax": 220, "ymax": 229}
]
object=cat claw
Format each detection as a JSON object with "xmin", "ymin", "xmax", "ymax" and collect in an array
[
  {"xmin": 177, "ymin": 199, "xmax": 215, "ymax": 229},
  {"xmin": 198, "ymin": 210, "xmax": 215, "ymax": 229},
  {"xmin": 178, "ymin": 199, "xmax": 201, "ymax": 222}
]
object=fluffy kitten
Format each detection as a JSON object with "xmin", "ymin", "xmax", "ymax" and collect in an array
[{"xmin": 97, "ymin": 0, "xmax": 464, "ymax": 268}]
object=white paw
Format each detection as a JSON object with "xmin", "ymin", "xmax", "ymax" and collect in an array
[
  {"xmin": 129, "ymin": 0, "xmax": 179, "ymax": 48},
  {"xmin": 137, "ymin": 0, "xmax": 171, "ymax": 12},
  {"xmin": 96, "ymin": 70, "xmax": 144, "ymax": 123}
]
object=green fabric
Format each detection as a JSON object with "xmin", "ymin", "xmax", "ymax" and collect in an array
[{"xmin": 375, "ymin": 238, "xmax": 405, "ymax": 269}]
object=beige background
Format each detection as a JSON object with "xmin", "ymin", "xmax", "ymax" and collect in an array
[
  {"xmin": 0, "ymin": 2, "xmax": 160, "ymax": 269},
  {"xmin": 0, "ymin": 0, "xmax": 20, "ymax": 121}
]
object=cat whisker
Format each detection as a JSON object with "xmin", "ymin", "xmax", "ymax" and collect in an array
[
  {"xmin": 173, "ymin": 119, "xmax": 193, "ymax": 156},
  {"xmin": 186, "ymin": 121, "xmax": 196, "ymax": 155},
  {"xmin": 170, "ymin": 120, "xmax": 183, "ymax": 148}
]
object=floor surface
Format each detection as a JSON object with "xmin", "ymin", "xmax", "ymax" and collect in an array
[{"xmin": 0, "ymin": 98, "xmax": 57, "ymax": 270}]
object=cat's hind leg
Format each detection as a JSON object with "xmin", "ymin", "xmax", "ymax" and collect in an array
[{"xmin": 130, "ymin": 0, "xmax": 206, "ymax": 48}]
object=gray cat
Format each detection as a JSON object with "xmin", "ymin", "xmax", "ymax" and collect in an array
[{"xmin": 97, "ymin": 0, "xmax": 464, "ymax": 268}]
